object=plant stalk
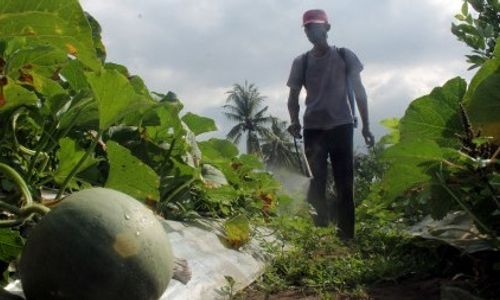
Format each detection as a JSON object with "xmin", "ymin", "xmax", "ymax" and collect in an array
[
  {"xmin": 0, "ymin": 163, "xmax": 33, "ymax": 206},
  {"xmin": 436, "ymin": 172, "xmax": 495, "ymax": 237},
  {"xmin": 163, "ymin": 177, "xmax": 196, "ymax": 204},
  {"xmin": 55, "ymin": 130, "xmax": 102, "ymax": 200}
]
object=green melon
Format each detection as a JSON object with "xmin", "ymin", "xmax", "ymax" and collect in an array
[{"xmin": 19, "ymin": 188, "xmax": 174, "ymax": 300}]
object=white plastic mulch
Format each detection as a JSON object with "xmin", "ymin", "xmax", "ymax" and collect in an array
[{"xmin": 6, "ymin": 219, "xmax": 274, "ymax": 300}]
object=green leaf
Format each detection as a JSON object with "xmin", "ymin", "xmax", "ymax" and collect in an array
[
  {"xmin": 53, "ymin": 138, "xmax": 98, "ymax": 186},
  {"xmin": 461, "ymin": 1, "xmax": 469, "ymax": 16},
  {"xmin": 0, "ymin": 78, "xmax": 38, "ymax": 112},
  {"xmin": 382, "ymin": 139, "xmax": 457, "ymax": 202},
  {"xmin": 181, "ymin": 112, "xmax": 217, "ymax": 136},
  {"xmin": 428, "ymin": 183, "xmax": 458, "ymax": 220},
  {"xmin": 464, "ymin": 40, "xmax": 500, "ymax": 143},
  {"xmin": 105, "ymin": 141, "xmax": 160, "ymax": 202},
  {"xmin": 5, "ymin": 44, "xmax": 67, "ymax": 79},
  {"xmin": 60, "ymin": 60, "xmax": 89, "ymax": 91},
  {"xmin": 399, "ymin": 77, "xmax": 466, "ymax": 148},
  {"xmin": 85, "ymin": 69, "xmax": 143, "ymax": 130},
  {"xmin": 238, "ymin": 154, "xmax": 264, "ymax": 170},
  {"xmin": 58, "ymin": 97, "xmax": 99, "ymax": 130},
  {"xmin": 224, "ymin": 214, "xmax": 250, "ymax": 249},
  {"xmin": 146, "ymin": 103, "xmax": 185, "ymax": 142},
  {"xmin": 466, "ymin": 0, "xmax": 484, "ymax": 12},
  {"xmin": 104, "ymin": 63, "xmax": 130, "ymax": 77},
  {"xmin": 0, "ymin": 0, "xmax": 100, "ymax": 70},
  {"xmin": 380, "ymin": 118, "xmax": 400, "ymax": 145},
  {"xmin": 198, "ymin": 138, "xmax": 239, "ymax": 163},
  {"xmin": 0, "ymin": 229, "xmax": 23, "ymax": 263}
]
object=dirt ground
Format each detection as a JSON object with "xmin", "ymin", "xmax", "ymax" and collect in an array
[{"xmin": 237, "ymin": 278, "xmax": 453, "ymax": 300}]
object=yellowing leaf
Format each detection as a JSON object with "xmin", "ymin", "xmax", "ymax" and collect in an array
[{"xmin": 223, "ymin": 214, "xmax": 250, "ymax": 249}]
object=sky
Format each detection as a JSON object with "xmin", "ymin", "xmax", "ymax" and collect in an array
[{"xmin": 80, "ymin": 0, "xmax": 472, "ymax": 151}]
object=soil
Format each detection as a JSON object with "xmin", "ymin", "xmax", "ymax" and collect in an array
[{"xmin": 236, "ymin": 278, "xmax": 462, "ymax": 300}]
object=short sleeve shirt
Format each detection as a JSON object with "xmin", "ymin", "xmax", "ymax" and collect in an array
[{"xmin": 287, "ymin": 46, "xmax": 363, "ymax": 130}]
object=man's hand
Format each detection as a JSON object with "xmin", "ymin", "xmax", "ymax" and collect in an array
[
  {"xmin": 362, "ymin": 126, "xmax": 375, "ymax": 148},
  {"xmin": 287, "ymin": 122, "xmax": 302, "ymax": 139}
]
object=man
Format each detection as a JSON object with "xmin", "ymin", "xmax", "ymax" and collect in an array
[{"xmin": 286, "ymin": 9, "xmax": 374, "ymax": 241}]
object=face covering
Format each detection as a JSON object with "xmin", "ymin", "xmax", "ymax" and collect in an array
[{"xmin": 307, "ymin": 27, "xmax": 327, "ymax": 44}]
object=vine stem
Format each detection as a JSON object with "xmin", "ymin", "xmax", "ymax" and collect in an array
[
  {"xmin": 0, "ymin": 163, "xmax": 50, "ymax": 226},
  {"xmin": 56, "ymin": 130, "xmax": 103, "ymax": 200},
  {"xmin": 28, "ymin": 98, "xmax": 94, "ymax": 182},
  {"xmin": 436, "ymin": 172, "xmax": 495, "ymax": 238},
  {"xmin": 163, "ymin": 177, "xmax": 196, "ymax": 204},
  {"xmin": 0, "ymin": 163, "xmax": 33, "ymax": 206}
]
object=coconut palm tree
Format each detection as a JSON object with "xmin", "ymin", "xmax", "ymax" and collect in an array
[
  {"xmin": 223, "ymin": 82, "xmax": 272, "ymax": 155},
  {"xmin": 260, "ymin": 117, "xmax": 300, "ymax": 170}
]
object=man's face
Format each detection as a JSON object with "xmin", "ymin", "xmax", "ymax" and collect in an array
[{"xmin": 304, "ymin": 23, "xmax": 330, "ymax": 46}]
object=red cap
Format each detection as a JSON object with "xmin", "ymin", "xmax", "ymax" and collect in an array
[{"xmin": 303, "ymin": 9, "xmax": 329, "ymax": 26}]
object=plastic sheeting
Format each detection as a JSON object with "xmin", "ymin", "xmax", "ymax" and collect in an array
[
  {"xmin": 5, "ymin": 219, "xmax": 273, "ymax": 300},
  {"xmin": 408, "ymin": 211, "xmax": 498, "ymax": 253}
]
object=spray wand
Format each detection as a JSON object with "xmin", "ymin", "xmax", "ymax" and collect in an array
[{"xmin": 293, "ymin": 136, "xmax": 313, "ymax": 178}]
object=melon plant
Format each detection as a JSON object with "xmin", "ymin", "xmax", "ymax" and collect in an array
[{"xmin": 19, "ymin": 188, "xmax": 174, "ymax": 300}]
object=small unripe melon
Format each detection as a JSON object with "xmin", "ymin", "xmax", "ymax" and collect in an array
[{"xmin": 19, "ymin": 188, "xmax": 174, "ymax": 300}]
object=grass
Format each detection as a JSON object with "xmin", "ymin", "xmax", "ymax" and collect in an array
[{"xmin": 249, "ymin": 211, "xmax": 445, "ymax": 297}]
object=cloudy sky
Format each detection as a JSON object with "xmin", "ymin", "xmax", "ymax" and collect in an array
[{"xmin": 80, "ymin": 0, "xmax": 472, "ymax": 150}]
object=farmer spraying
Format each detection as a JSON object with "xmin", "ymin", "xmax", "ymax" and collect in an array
[{"xmin": 287, "ymin": 9, "xmax": 374, "ymax": 241}]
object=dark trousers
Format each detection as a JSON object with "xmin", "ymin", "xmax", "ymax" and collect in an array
[{"xmin": 304, "ymin": 124, "xmax": 354, "ymax": 240}]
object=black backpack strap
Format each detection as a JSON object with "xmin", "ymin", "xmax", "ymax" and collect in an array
[{"xmin": 301, "ymin": 51, "xmax": 309, "ymax": 88}]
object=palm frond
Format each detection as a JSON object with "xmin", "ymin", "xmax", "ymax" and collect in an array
[{"xmin": 223, "ymin": 112, "xmax": 245, "ymax": 122}]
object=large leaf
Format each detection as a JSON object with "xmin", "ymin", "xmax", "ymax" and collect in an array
[
  {"xmin": 0, "ymin": 229, "xmax": 23, "ymax": 263},
  {"xmin": 146, "ymin": 103, "xmax": 185, "ymax": 143},
  {"xmin": 0, "ymin": 0, "xmax": 100, "ymax": 70},
  {"xmin": 5, "ymin": 43, "xmax": 67, "ymax": 79},
  {"xmin": 60, "ymin": 60, "xmax": 90, "ymax": 91},
  {"xmin": 379, "ymin": 118, "xmax": 400, "ymax": 145},
  {"xmin": 399, "ymin": 77, "xmax": 466, "ymax": 148},
  {"xmin": 381, "ymin": 139, "xmax": 456, "ymax": 201},
  {"xmin": 105, "ymin": 141, "xmax": 160, "ymax": 202},
  {"xmin": 181, "ymin": 112, "xmax": 217, "ymax": 136},
  {"xmin": 464, "ymin": 40, "xmax": 500, "ymax": 143},
  {"xmin": 198, "ymin": 138, "xmax": 239, "ymax": 163},
  {"xmin": 53, "ymin": 138, "xmax": 98, "ymax": 186},
  {"xmin": 85, "ymin": 69, "xmax": 143, "ymax": 130},
  {"xmin": 0, "ymin": 78, "xmax": 38, "ymax": 112},
  {"xmin": 381, "ymin": 78, "xmax": 466, "ymax": 201}
]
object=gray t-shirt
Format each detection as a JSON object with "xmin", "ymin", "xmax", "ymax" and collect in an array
[{"xmin": 287, "ymin": 46, "xmax": 363, "ymax": 130}]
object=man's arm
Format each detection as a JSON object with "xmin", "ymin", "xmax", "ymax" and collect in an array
[
  {"xmin": 351, "ymin": 73, "xmax": 375, "ymax": 147},
  {"xmin": 287, "ymin": 87, "xmax": 302, "ymax": 138}
]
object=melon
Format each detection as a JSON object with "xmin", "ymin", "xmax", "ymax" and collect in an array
[{"xmin": 19, "ymin": 188, "xmax": 174, "ymax": 300}]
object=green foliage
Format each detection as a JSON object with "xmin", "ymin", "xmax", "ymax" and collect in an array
[
  {"xmin": 464, "ymin": 38, "xmax": 500, "ymax": 143},
  {"xmin": 105, "ymin": 141, "xmax": 160, "ymax": 201},
  {"xmin": 53, "ymin": 138, "xmax": 98, "ymax": 187},
  {"xmin": 258, "ymin": 215, "xmax": 442, "ymax": 294},
  {"xmin": 223, "ymin": 81, "xmax": 272, "ymax": 155},
  {"xmin": 260, "ymin": 117, "xmax": 301, "ymax": 171},
  {"xmin": 0, "ymin": 229, "xmax": 24, "ymax": 263},
  {"xmin": 0, "ymin": 0, "xmax": 100, "ymax": 70},
  {"xmin": 381, "ymin": 77, "xmax": 466, "ymax": 203},
  {"xmin": 85, "ymin": 69, "xmax": 148, "ymax": 130},
  {"xmin": 380, "ymin": 45, "xmax": 500, "ymax": 237},
  {"xmin": 181, "ymin": 112, "xmax": 217, "ymax": 136},
  {"xmin": 452, "ymin": 0, "xmax": 500, "ymax": 69},
  {"xmin": 0, "ymin": 1, "xmax": 282, "ymax": 227}
]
